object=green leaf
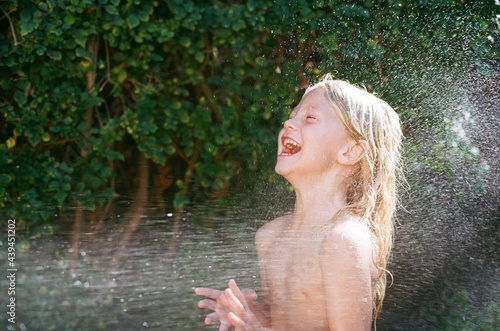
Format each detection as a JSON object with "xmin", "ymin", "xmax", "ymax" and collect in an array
[
  {"xmin": 178, "ymin": 110, "xmax": 189, "ymax": 123},
  {"xmin": 26, "ymin": 131, "xmax": 41, "ymax": 146},
  {"xmin": 60, "ymin": 162, "xmax": 73, "ymax": 173},
  {"xmin": 47, "ymin": 49, "xmax": 62, "ymax": 60},
  {"xmin": 195, "ymin": 51, "xmax": 204, "ymax": 63},
  {"xmin": 54, "ymin": 191, "xmax": 68, "ymax": 204},
  {"xmin": 105, "ymin": 5, "xmax": 118, "ymax": 15},
  {"xmin": 41, "ymin": 132, "xmax": 51, "ymax": 142},
  {"xmin": 117, "ymin": 69, "xmax": 127, "ymax": 83},
  {"xmin": 19, "ymin": 11, "xmax": 36, "ymax": 36},
  {"xmin": 127, "ymin": 14, "xmax": 140, "ymax": 29},
  {"xmin": 75, "ymin": 47, "xmax": 92, "ymax": 59},
  {"xmin": 103, "ymin": 149, "xmax": 125, "ymax": 161},
  {"xmin": 73, "ymin": 29, "xmax": 87, "ymax": 48},
  {"xmin": 138, "ymin": 10, "xmax": 150, "ymax": 22},
  {"xmin": 180, "ymin": 36, "xmax": 191, "ymax": 47},
  {"xmin": 48, "ymin": 181, "xmax": 59, "ymax": 190},
  {"xmin": 6, "ymin": 138, "xmax": 15, "ymax": 149},
  {"xmin": 165, "ymin": 145, "xmax": 175, "ymax": 155},
  {"xmin": 38, "ymin": 2, "xmax": 48, "ymax": 11},
  {"xmin": 14, "ymin": 90, "xmax": 26, "ymax": 105},
  {"xmin": 0, "ymin": 174, "xmax": 12, "ymax": 185},
  {"xmin": 64, "ymin": 14, "xmax": 76, "ymax": 25},
  {"xmin": 232, "ymin": 19, "xmax": 246, "ymax": 31}
]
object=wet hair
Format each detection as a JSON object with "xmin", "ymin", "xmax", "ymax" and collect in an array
[{"xmin": 304, "ymin": 74, "xmax": 403, "ymax": 320}]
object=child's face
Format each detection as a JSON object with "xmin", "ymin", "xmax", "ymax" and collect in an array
[{"xmin": 275, "ymin": 88, "xmax": 350, "ymax": 179}]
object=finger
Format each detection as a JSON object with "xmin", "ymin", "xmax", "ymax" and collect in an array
[
  {"xmin": 198, "ymin": 299, "xmax": 217, "ymax": 311},
  {"xmin": 242, "ymin": 289, "xmax": 258, "ymax": 302},
  {"xmin": 225, "ymin": 288, "xmax": 245, "ymax": 316},
  {"xmin": 227, "ymin": 312, "xmax": 246, "ymax": 331},
  {"xmin": 228, "ymin": 279, "xmax": 248, "ymax": 309},
  {"xmin": 195, "ymin": 287, "xmax": 223, "ymax": 300},
  {"xmin": 216, "ymin": 292, "xmax": 230, "ymax": 308},
  {"xmin": 204, "ymin": 312, "xmax": 220, "ymax": 324},
  {"xmin": 218, "ymin": 322, "xmax": 230, "ymax": 331}
]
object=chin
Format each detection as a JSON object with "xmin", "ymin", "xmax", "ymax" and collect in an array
[
  {"xmin": 274, "ymin": 161, "xmax": 296, "ymax": 178},
  {"xmin": 274, "ymin": 162, "xmax": 288, "ymax": 177}
]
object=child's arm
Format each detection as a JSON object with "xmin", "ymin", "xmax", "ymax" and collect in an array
[
  {"xmin": 222, "ymin": 221, "xmax": 282, "ymax": 331},
  {"xmin": 319, "ymin": 224, "xmax": 375, "ymax": 331},
  {"xmin": 196, "ymin": 218, "xmax": 283, "ymax": 331},
  {"xmin": 252, "ymin": 223, "xmax": 274, "ymax": 327}
]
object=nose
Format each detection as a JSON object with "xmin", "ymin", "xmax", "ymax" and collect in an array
[{"xmin": 284, "ymin": 118, "xmax": 297, "ymax": 130}]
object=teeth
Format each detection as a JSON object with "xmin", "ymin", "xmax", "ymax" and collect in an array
[{"xmin": 284, "ymin": 138, "xmax": 301, "ymax": 148}]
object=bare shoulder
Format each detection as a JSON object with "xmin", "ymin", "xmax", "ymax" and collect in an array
[
  {"xmin": 255, "ymin": 215, "xmax": 291, "ymax": 253},
  {"xmin": 319, "ymin": 216, "xmax": 373, "ymax": 262},
  {"xmin": 319, "ymin": 216, "xmax": 375, "ymax": 331}
]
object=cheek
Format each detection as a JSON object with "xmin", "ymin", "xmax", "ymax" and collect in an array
[
  {"xmin": 314, "ymin": 131, "xmax": 346, "ymax": 159},
  {"xmin": 277, "ymin": 129, "xmax": 285, "ymax": 142},
  {"xmin": 325, "ymin": 125, "xmax": 348, "ymax": 145}
]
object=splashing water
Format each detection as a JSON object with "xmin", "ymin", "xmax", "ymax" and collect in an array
[{"xmin": 1, "ymin": 68, "xmax": 499, "ymax": 331}]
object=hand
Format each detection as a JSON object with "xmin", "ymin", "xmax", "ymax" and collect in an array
[
  {"xmin": 195, "ymin": 281, "xmax": 257, "ymax": 331},
  {"xmin": 225, "ymin": 279, "xmax": 266, "ymax": 331}
]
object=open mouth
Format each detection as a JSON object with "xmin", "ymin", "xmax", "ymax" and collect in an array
[{"xmin": 281, "ymin": 136, "xmax": 302, "ymax": 155}]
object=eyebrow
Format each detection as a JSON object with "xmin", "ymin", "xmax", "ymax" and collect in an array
[{"xmin": 290, "ymin": 105, "xmax": 320, "ymax": 115}]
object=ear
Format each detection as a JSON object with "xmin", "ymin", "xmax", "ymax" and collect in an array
[{"xmin": 338, "ymin": 139, "xmax": 369, "ymax": 165}]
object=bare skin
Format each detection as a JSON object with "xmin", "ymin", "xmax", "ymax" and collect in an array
[
  {"xmin": 248, "ymin": 214, "xmax": 378, "ymax": 331},
  {"xmin": 196, "ymin": 88, "xmax": 378, "ymax": 330}
]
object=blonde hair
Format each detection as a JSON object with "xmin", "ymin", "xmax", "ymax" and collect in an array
[{"xmin": 305, "ymin": 74, "xmax": 403, "ymax": 320}]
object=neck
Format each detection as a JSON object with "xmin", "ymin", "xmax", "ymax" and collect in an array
[{"xmin": 288, "ymin": 170, "xmax": 349, "ymax": 229}]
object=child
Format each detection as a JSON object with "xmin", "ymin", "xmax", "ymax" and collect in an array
[{"xmin": 196, "ymin": 74, "xmax": 403, "ymax": 331}]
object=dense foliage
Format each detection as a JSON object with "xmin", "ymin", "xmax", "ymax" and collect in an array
[{"xmin": 0, "ymin": 0, "xmax": 498, "ymax": 230}]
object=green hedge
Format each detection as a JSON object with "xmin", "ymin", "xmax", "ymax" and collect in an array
[{"xmin": 0, "ymin": 0, "xmax": 498, "ymax": 230}]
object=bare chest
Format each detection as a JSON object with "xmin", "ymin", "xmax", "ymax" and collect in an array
[
  {"xmin": 267, "ymin": 236, "xmax": 322, "ymax": 289},
  {"xmin": 264, "ymin": 233, "xmax": 328, "ymax": 328}
]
